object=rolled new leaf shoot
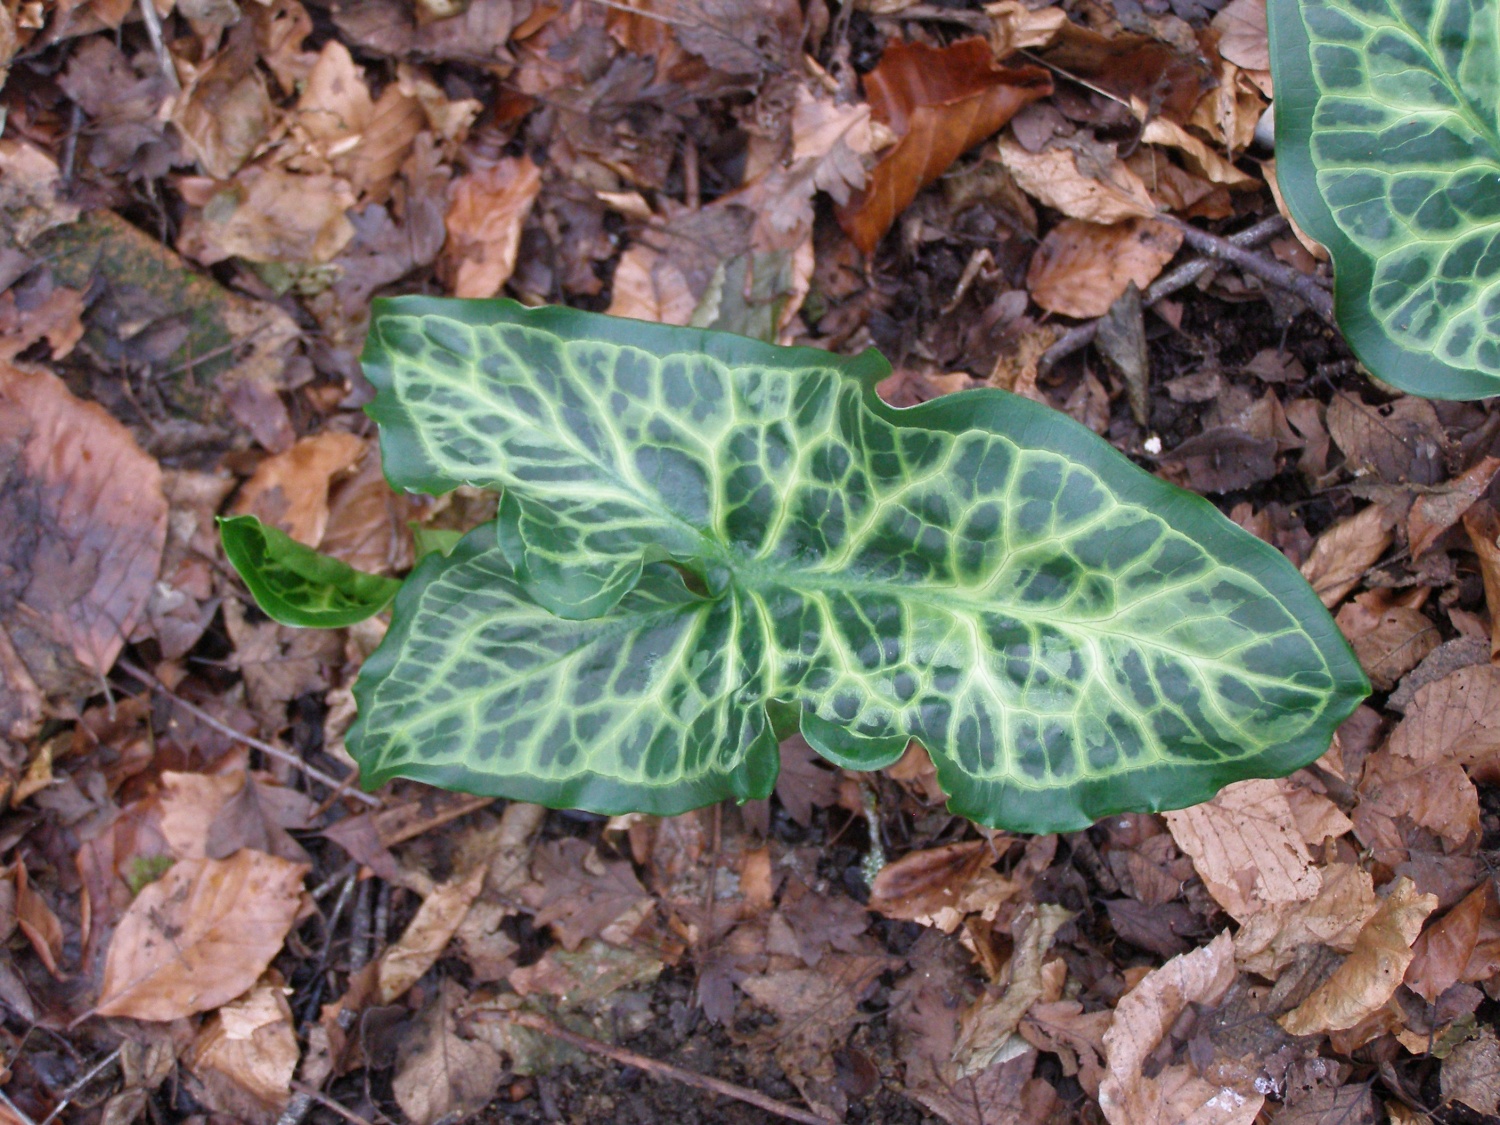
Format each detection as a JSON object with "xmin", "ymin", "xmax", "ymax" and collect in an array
[{"xmin": 338, "ymin": 298, "xmax": 1367, "ymax": 833}]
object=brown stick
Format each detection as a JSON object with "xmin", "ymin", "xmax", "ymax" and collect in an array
[
  {"xmin": 115, "ymin": 657, "xmax": 381, "ymax": 808},
  {"xmin": 493, "ymin": 1011, "xmax": 838, "ymax": 1125},
  {"xmin": 1161, "ymin": 214, "xmax": 1335, "ymax": 323},
  {"xmin": 1039, "ymin": 214, "xmax": 1290, "ymax": 375}
]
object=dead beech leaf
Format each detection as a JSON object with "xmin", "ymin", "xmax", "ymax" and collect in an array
[
  {"xmin": 1234, "ymin": 863, "xmax": 1378, "ymax": 978},
  {"xmin": 178, "ymin": 166, "xmax": 357, "ymax": 266},
  {"xmin": 1026, "ymin": 218, "xmax": 1183, "ymax": 319},
  {"xmin": 0, "ymin": 283, "xmax": 86, "ymax": 362},
  {"xmin": 985, "ymin": 0, "xmax": 1067, "ymax": 56},
  {"xmin": 1099, "ymin": 931, "xmax": 1262, "ymax": 1125},
  {"xmin": 519, "ymin": 838, "xmax": 654, "ymax": 951},
  {"xmin": 607, "ymin": 243, "xmax": 699, "ymax": 326},
  {"xmin": 837, "ymin": 38, "xmax": 1051, "ymax": 254},
  {"xmin": 170, "ymin": 23, "xmax": 275, "ymax": 180},
  {"xmin": 377, "ymin": 864, "xmax": 486, "ymax": 1004},
  {"xmin": 1140, "ymin": 117, "xmax": 1257, "ymax": 187},
  {"xmin": 1405, "ymin": 881, "xmax": 1498, "ymax": 1003},
  {"xmin": 1441, "ymin": 1026, "xmax": 1500, "ymax": 1116},
  {"xmin": 232, "ymin": 431, "xmax": 367, "ymax": 548},
  {"xmin": 953, "ymin": 903, "xmax": 1072, "ymax": 1076},
  {"xmin": 159, "ymin": 770, "xmax": 315, "ymax": 864},
  {"xmin": 393, "ymin": 980, "xmax": 504, "ymax": 1125},
  {"xmin": 184, "ymin": 976, "xmax": 299, "ymax": 1119},
  {"xmin": 96, "ymin": 851, "xmax": 308, "ymax": 1021},
  {"xmin": 1279, "ymin": 877, "xmax": 1437, "ymax": 1036},
  {"xmin": 1335, "ymin": 593, "xmax": 1440, "ymax": 692},
  {"xmin": 440, "ymin": 155, "xmax": 542, "ymax": 299},
  {"xmin": 1408, "ymin": 455, "xmax": 1500, "ymax": 557},
  {"xmin": 1299, "ymin": 504, "xmax": 1394, "ymax": 608},
  {"xmin": 869, "ymin": 841, "xmax": 1017, "ymax": 933},
  {"xmin": 1164, "ymin": 778, "xmax": 1320, "ymax": 924},
  {"xmin": 1463, "ymin": 501, "xmax": 1500, "ymax": 659},
  {"xmin": 994, "ymin": 136, "xmax": 1156, "ymax": 224},
  {"xmin": 0, "ymin": 361, "xmax": 168, "ymax": 708},
  {"xmin": 1212, "ymin": 0, "xmax": 1268, "ymax": 70},
  {"xmin": 1386, "ymin": 664, "xmax": 1500, "ymax": 775},
  {"xmin": 1326, "ymin": 394, "xmax": 1445, "ymax": 486},
  {"xmin": 14, "ymin": 858, "xmax": 64, "ymax": 978}
]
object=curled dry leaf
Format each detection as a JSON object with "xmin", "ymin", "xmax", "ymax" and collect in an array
[
  {"xmin": 440, "ymin": 155, "xmax": 542, "ymax": 299},
  {"xmin": 1405, "ymin": 881, "xmax": 1500, "ymax": 1003},
  {"xmin": 1386, "ymin": 663, "xmax": 1500, "ymax": 777},
  {"xmin": 1408, "ymin": 454, "xmax": 1500, "ymax": 558},
  {"xmin": 868, "ymin": 840, "xmax": 1017, "ymax": 932},
  {"xmin": 14, "ymin": 858, "xmax": 65, "ymax": 978},
  {"xmin": 0, "ymin": 362, "xmax": 168, "ymax": 724},
  {"xmin": 1462, "ymin": 502, "xmax": 1500, "ymax": 659},
  {"xmin": 1212, "ymin": 0, "xmax": 1269, "ymax": 71},
  {"xmin": 1234, "ymin": 863, "xmax": 1378, "ymax": 978},
  {"xmin": 1099, "ymin": 931, "xmax": 1263, "ymax": 1125},
  {"xmin": 993, "ymin": 136, "xmax": 1157, "ymax": 224},
  {"xmin": 95, "ymin": 850, "xmax": 308, "ymax": 1021},
  {"xmin": 377, "ymin": 863, "xmax": 486, "ymax": 1004},
  {"xmin": 178, "ymin": 166, "xmax": 357, "ymax": 266},
  {"xmin": 837, "ymin": 38, "xmax": 1051, "ymax": 254},
  {"xmin": 1140, "ymin": 118, "xmax": 1257, "ymax": 187},
  {"xmin": 607, "ymin": 243, "xmax": 700, "ymax": 326},
  {"xmin": 232, "ymin": 431, "xmax": 367, "ymax": 548},
  {"xmin": 953, "ymin": 903, "xmax": 1072, "ymax": 1077},
  {"xmin": 1164, "ymin": 778, "xmax": 1321, "ymax": 924},
  {"xmin": 184, "ymin": 977, "xmax": 299, "ymax": 1120},
  {"xmin": 1298, "ymin": 504, "xmax": 1394, "ymax": 608},
  {"xmin": 1279, "ymin": 877, "xmax": 1437, "ymax": 1036},
  {"xmin": 1026, "ymin": 218, "xmax": 1183, "ymax": 319}
]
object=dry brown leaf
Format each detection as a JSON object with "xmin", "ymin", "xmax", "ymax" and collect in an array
[
  {"xmin": 393, "ymin": 979, "xmax": 504, "ymax": 1125},
  {"xmin": 159, "ymin": 769, "xmax": 315, "ymax": 864},
  {"xmin": 868, "ymin": 840, "xmax": 1018, "ymax": 932},
  {"xmin": 1441, "ymin": 1026, "xmax": 1500, "ymax": 1116},
  {"xmin": 170, "ymin": 23, "xmax": 275, "ymax": 180},
  {"xmin": 1408, "ymin": 455, "xmax": 1500, "ymax": 557},
  {"xmin": 1299, "ymin": 504, "xmax": 1395, "ymax": 608},
  {"xmin": 1262, "ymin": 159, "xmax": 1329, "ymax": 260},
  {"xmin": 0, "ymin": 283, "xmax": 85, "ymax": 361},
  {"xmin": 0, "ymin": 361, "xmax": 168, "ymax": 719},
  {"xmin": 607, "ymin": 243, "xmax": 699, "ymax": 325},
  {"xmin": 1099, "ymin": 931, "xmax": 1263, "ymax": 1125},
  {"xmin": 178, "ymin": 166, "xmax": 357, "ymax": 266},
  {"xmin": 96, "ymin": 850, "xmax": 308, "ymax": 1021},
  {"xmin": 1234, "ymin": 863, "xmax": 1379, "ymax": 978},
  {"xmin": 1405, "ymin": 881, "xmax": 1498, "ymax": 1003},
  {"xmin": 1019, "ymin": 1001, "xmax": 1110, "ymax": 1098},
  {"xmin": 184, "ymin": 976, "xmax": 299, "ymax": 1122},
  {"xmin": 1280, "ymin": 877, "xmax": 1438, "ymax": 1036},
  {"xmin": 1140, "ymin": 118, "xmax": 1258, "ymax": 187},
  {"xmin": 1164, "ymin": 778, "xmax": 1320, "ymax": 924},
  {"xmin": 377, "ymin": 864, "xmax": 486, "ymax": 1004},
  {"xmin": 1335, "ymin": 593, "xmax": 1441, "ymax": 692},
  {"xmin": 837, "ymin": 38, "xmax": 1051, "ymax": 254},
  {"xmin": 1387, "ymin": 664, "xmax": 1500, "ymax": 775},
  {"xmin": 507, "ymin": 938, "xmax": 662, "ymax": 1003},
  {"xmin": 1212, "ymin": 0, "xmax": 1268, "ymax": 70},
  {"xmin": 985, "ymin": 0, "xmax": 1067, "ymax": 56},
  {"xmin": 519, "ymin": 838, "xmax": 654, "ymax": 951},
  {"xmin": 790, "ymin": 85, "xmax": 890, "ymax": 206},
  {"xmin": 232, "ymin": 431, "xmax": 367, "ymax": 548},
  {"xmin": 440, "ymin": 156, "xmax": 542, "ymax": 299},
  {"xmin": 1026, "ymin": 218, "xmax": 1183, "ymax": 319},
  {"xmin": 994, "ymin": 136, "xmax": 1157, "ymax": 223},
  {"xmin": 14, "ymin": 858, "xmax": 64, "ymax": 978},
  {"xmin": 953, "ymin": 903, "xmax": 1072, "ymax": 1076},
  {"xmin": 1327, "ymin": 394, "xmax": 1445, "ymax": 486},
  {"xmin": 1463, "ymin": 502, "xmax": 1500, "ymax": 658}
]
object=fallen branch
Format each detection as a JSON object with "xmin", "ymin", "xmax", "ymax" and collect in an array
[
  {"xmin": 484, "ymin": 1010, "xmax": 838, "ymax": 1125},
  {"xmin": 1161, "ymin": 214, "xmax": 1335, "ymax": 324},
  {"xmin": 114, "ymin": 657, "xmax": 381, "ymax": 808},
  {"xmin": 1039, "ymin": 214, "xmax": 1293, "ymax": 375}
]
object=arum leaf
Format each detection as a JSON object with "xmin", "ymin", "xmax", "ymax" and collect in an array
[
  {"xmin": 348, "ymin": 298, "xmax": 1368, "ymax": 832},
  {"xmin": 219, "ymin": 514, "xmax": 402, "ymax": 627},
  {"xmin": 1268, "ymin": 0, "xmax": 1500, "ymax": 398}
]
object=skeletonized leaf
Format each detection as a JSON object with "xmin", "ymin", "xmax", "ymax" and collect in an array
[{"xmin": 95, "ymin": 851, "xmax": 308, "ymax": 1021}]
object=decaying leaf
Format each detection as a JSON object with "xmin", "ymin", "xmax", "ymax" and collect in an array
[
  {"xmin": 1026, "ymin": 218, "xmax": 1183, "ymax": 319},
  {"xmin": 95, "ymin": 851, "xmax": 308, "ymax": 1021},
  {"xmin": 1335, "ymin": 592, "xmax": 1440, "ymax": 692},
  {"xmin": 1234, "ymin": 863, "xmax": 1379, "ymax": 978},
  {"xmin": 1100, "ymin": 931, "xmax": 1261, "ymax": 1125},
  {"xmin": 995, "ymin": 136, "xmax": 1156, "ymax": 224},
  {"xmin": 377, "ymin": 863, "xmax": 486, "ymax": 1003},
  {"xmin": 1408, "ymin": 455, "xmax": 1500, "ymax": 558},
  {"xmin": 1441, "ymin": 1026, "xmax": 1500, "ymax": 1117},
  {"xmin": 231, "ymin": 431, "xmax": 367, "ymax": 548},
  {"xmin": 953, "ymin": 903, "xmax": 1072, "ymax": 1076},
  {"xmin": 1405, "ymin": 881, "xmax": 1500, "ymax": 1003},
  {"xmin": 838, "ymin": 38, "xmax": 1051, "ymax": 253},
  {"xmin": 1279, "ymin": 877, "xmax": 1437, "ymax": 1036},
  {"xmin": 184, "ymin": 976, "xmax": 299, "ymax": 1123},
  {"xmin": 392, "ymin": 979, "xmax": 504, "ymax": 1125},
  {"xmin": 520, "ymin": 838, "xmax": 654, "ymax": 951},
  {"xmin": 868, "ymin": 840, "xmax": 1017, "ymax": 932},
  {"xmin": 1326, "ymin": 395, "xmax": 1445, "ymax": 487}
]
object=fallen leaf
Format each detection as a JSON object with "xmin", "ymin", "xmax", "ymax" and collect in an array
[
  {"xmin": 1141, "ymin": 117, "xmax": 1257, "ymax": 187},
  {"xmin": 377, "ymin": 864, "xmax": 486, "ymax": 1004},
  {"xmin": 1099, "ymin": 931, "xmax": 1262, "ymax": 1125},
  {"xmin": 184, "ymin": 976, "xmax": 299, "ymax": 1121},
  {"xmin": 994, "ymin": 136, "xmax": 1157, "ymax": 223},
  {"xmin": 180, "ymin": 166, "xmax": 357, "ymax": 266},
  {"xmin": 1299, "ymin": 504, "xmax": 1395, "ymax": 608},
  {"xmin": 14, "ymin": 858, "xmax": 64, "ymax": 977},
  {"xmin": 1212, "ymin": 0, "xmax": 1268, "ymax": 70},
  {"xmin": 985, "ymin": 0, "xmax": 1068, "ymax": 56},
  {"xmin": 519, "ymin": 838, "xmax": 654, "ymax": 951},
  {"xmin": 96, "ymin": 850, "xmax": 308, "ymax": 1021},
  {"xmin": 1275, "ymin": 1083, "xmax": 1377, "ymax": 1125},
  {"xmin": 1335, "ymin": 593, "xmax": 1440, "ymax": 692},
  {"xmin": 0, "ymin": 281, "xmax": 86, "ymax": 361},
  {"xmin": 1406, "ymin": 881, "xmax": 1499, "ymax": 1003},
  {"xmin": 1386, "ymin": 664, "xmax": 1500, "ymax": 777},
  {"xmin": 607, "ymin": 243, "xmax": 700, "ymax": 326},
  {"xmin": 837, "ymin": 38, "xmax": 1051, "ymax": 254},
  {"xmin": 1026, "ymin": 218, "xmax": 1183, "ymax": 319},
  {"xmin": 393, "ymin": 980, "xmax": 504, "ymax": 1125},
  {"xmin": 953, "ymin": 903, "xmax": 1072, "ymax": 1076},
  {"xmin": 296, "ymin": 41, "xmax": 424, "ymax": 202},
  {"xmin": 0, "ymin": 361, "xmax": 168, "ymax": 719},
  {"xmin": 1462, "ymin": 501, "xmax": 1500, "ymax": 659},
  {"xmin": 507, "ymin": 938, "xmax": 662, "ymax": 1004},
  {"xmin": 1233, "ymin": 863, "xmax": 1379, "ymax": 978},
  {"xmin": 1408, "ymin": 455, "xmax": 1500, "ymax": 557},
  {"xmin": 170, "ymin": 22, "xmax": 275, "ymax": 180},
  {"xmin": 232, "ymin": 431, "xmax": 368, "ymax": 548},
  {"xmin": 1019, "ymin": 1000, "xmax": 1111, "ymax": 1098},
  {"xmin": 159, "ymin": 769, "xmax": 314, "ymax": 864},
  {"xmin": 1326, "ymin": 394, "xmax": 1445, "ymax": 486},
  {"xmin": 1164, "ymin": 778, "xmax": 1321, "ymax": 924},
  {"xmin": 869, "ymin": 840, "xmax": 1018, "ymax": 932},
  {"xmin": 1279, "ymin": 877, "xmax": 1437, "ymax": 1036},
  {"xmin": 1441, "ymin": 1026, "xmax": 1500, "ymax": 1116},
  {"xmin": 440, "ymin": 156, "xmax": 542, "ymax": 299},
  {"xmin": 334, "ymin": 0, "xmax": 522, "ymax": 69}
]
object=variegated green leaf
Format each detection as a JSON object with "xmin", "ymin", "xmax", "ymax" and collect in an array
[
  {"xmin": 219, "ymin": 515, "xmax": 401, "ymax": 627},
  {"xmin": 1268, "ymin": 0, "xmax": 1500, "ymax": 399},
  {"xmin": 352, "ymin": 298, "xmax": 1367, "ymax": 831}
]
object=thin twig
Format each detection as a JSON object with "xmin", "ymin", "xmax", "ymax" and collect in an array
[
  {"xmin": 288, "ymin": 1083, "xmax": 376, "ymax": 1125},
  {"xmin": 136, "ymin": 0, "xmax": 181, "ymax": 93},
  {"xmin": 36, "ymin": 1046, "xmax": 122, "ymax": 1125},
  {"xmin": 489, "ymin": 1011, "xmax": 837, "ymax": 1125},
  {"xmin": 0, "ymin": 1089, "xmax": 38, "ymax": 1125},
  {"xmin": 1160, "ymin": 214, "xmax": 1336, "ymax": 323},
  {"xmin": 1039, "ymin": 214, "xmax": 1289, "ymax": 375},
  {"xmin": 114, "ymin": 658, "xmax": 381, "ymax": 807}
]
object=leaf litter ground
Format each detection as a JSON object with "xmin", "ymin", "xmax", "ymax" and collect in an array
[{"xmin": 1, "ymin": 1, "xmax": 1499, "ymax": 1124}]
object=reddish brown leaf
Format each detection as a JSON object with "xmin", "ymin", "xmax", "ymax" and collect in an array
[
  {"xmin": 440, "ymin": 156, "xmax": 542, "ymax": 299},
  {"xmin": 13, "ymin": 858, "xmax": 64, "ymax": 978},
  {"xmin": 869, "ymin": 840, "xmax": 1017, "ymax": 932},
  {"xmin": 1299, "ymin": 504, "xmax": 1395, "ymax": 608},
  {"xmin": 837, "ymin": 38, "xmax": 1050, "ymax": 254},
  {"xmin": 1405, "ymin": 881, "xmax": 1499, "ymax": 1003},
  {"xmin": 1463, "ymin": 501, "xmax": 1500, "ymax": 658},
  {"xmin": 1335, "ymin": 592, "xmax": 1440, "ymax": 692},
  {"xmin": 1026, "ymin": 218, "xmax": 1183, "ymax": 319},
  {"xmin": 232, "ymin": 431, "xmax": 367, "ymax": 548}
]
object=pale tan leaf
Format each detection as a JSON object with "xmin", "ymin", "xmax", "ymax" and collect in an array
[
  {"xmin": 995, "ymin": 136, "xmax": 1156, "ymax": 223},
  {"xmin": 607, "ymin": 243, "xmax": 699, "ymax": 326},
  {"xmin": 14, "ymin": 858, "xmax": 64, "ymax": 978},
  {"xmin": 184, "ymin": 977, "xmax": 299, "ymax": 1116},
  {"xmin": 440, "ymin": 155, "xmax": 541, "ymax": 299},
  {"xmin": 868, "ymin": 840, "xmax": 1018, "ymax": 932},
  {"xmin": 377, "ymin": 864, "xmax": 486, "ymax": 1004},
  {"xmin": 178, "ymin": 167, "xmax": 357, "ymax": 266},
  {"xmin": 1141, "ymin": 118, "xmax": 1257, "ymax": 187},
  {"xmin": 1233, "ymin": 863, "xmax": 1378, "ymax": 978},
  {"xmin": 1026, "ymin": 217, "xmax": 1182, "ymax": 319},
  {"xmin": 96, "ymin": 851, "xmax": 308, "ymax": 1021},
  {"xmin": 1100, "ymin": 931, "xmax": 1263, "ymax": 1125},
  {"xmin": 1279, "ymin": 877, "xmax": 1437, "ymax": 1036},
  {"xmin": 984, "ymin": 1, "xmax": 1067, "ymax": 56},
  {"xmin": 231, "ymin": 431, "xmax": 367, "ymax": 548},
  {"xmin": 1335, "ymin": 594, "xmax": 1440, "ymax": 692},
  {"xmin": 1386, "ymin": 663, "xmax": 1500, "ymax": 773},
  {"xmin": 1298, "ymin": 504, "xmax": 1394, "ymax": 607},
  {"xmin": 953, "ymin": 903, "xmax": 1072, "ymax": 1076},
  {"xmin": 1164, "ymin": 778, "xmax": 1320, "ymax": 924}
]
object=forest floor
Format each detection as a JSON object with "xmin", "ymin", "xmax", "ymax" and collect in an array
[{"xmin": 1, "ymin": 0, "xmax": 1499, "ymax": 1123}]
